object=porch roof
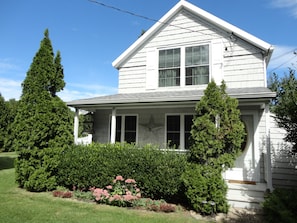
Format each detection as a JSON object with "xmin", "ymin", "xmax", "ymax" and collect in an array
[{"xmin": 67, "ymin": 87, "xmax": 275, "ymax": 110}]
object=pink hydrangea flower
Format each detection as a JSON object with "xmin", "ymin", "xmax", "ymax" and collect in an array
[
  {"xmin": 93, "ymin": 188, "xmax": 110, "ymax": 201},
  {"xmin": 125, "ymin": 178, "xmax": 136, "ymax": 184},
  {"xmin": 115, "ymin": 175, "xmax": 124, "ymax": 181},
  {"xmin": 112, "ymin": 194, "xmax": 122, "ymax": 201},
  {"xmin": 106, "ymin": 185, "xmax": 113, "ymax": 190},
  {"xmin": 123, "ymin": 194, "xmax": 136, "ymax": 201}
]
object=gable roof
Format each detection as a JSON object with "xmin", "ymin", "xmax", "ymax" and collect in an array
[{"xmin": 112, "ymin": 0, "xmax": 273, "ymax": 69}]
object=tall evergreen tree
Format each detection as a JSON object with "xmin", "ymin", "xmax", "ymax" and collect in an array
[
  {"xmin": 12, "ymin": 29, "xmax": 73, "ymax": 151},
  {"xmin": 2, "ymin": 99, "xmax": 18, "ymax": 151},
  {"xmin": 0, "ymin": 94, "xmax": 8, "ymax": 149},
  {"xmin": 182, "ymin": 81, "xmax": 245, "ymax": 214},
  {"xmin": 190, "ymin": 80, "xmax": 245, "ymax": 169}
]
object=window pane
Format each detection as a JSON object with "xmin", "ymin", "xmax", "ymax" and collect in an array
[
  {"xmin": 184, "ymin": 115, "xmax": 193, "ymax": 149},
  {"xmin": 125, "ymin": 116, "xmax": 136, "ymax": 143},
  {"xmin": 159, "ymin": 50, "xmax": 166, "ymax": 68},
  {"xmin": 167, "ymin": 115, "xmax": 180, "ymax": 148},
  {"xmin": 186, "ymin": 66, "xmax": 209, "ymax": 85},
  {"xmin": 167, "ymin": 133, "xmax": 180, "ymax": 148},
  {"xmin": 159, "ymin": 48, "xmax": 180, "ymax": 68},
  {"xmin": 167, "ymin": 115, "xmax": 180, "ymax": 131},
  {"xmin": 159, "ymin": 69, "xmax": 180, "ymax": 87},
  {"xmin": 115, "ymin": 116, "xmax": 122, "ymax": 142},
  {"xmin": 184, "ymin": 115, "xmax": 193, "ymax": 131}
]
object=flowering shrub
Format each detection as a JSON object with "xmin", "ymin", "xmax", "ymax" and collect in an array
[{"xmin": 92, "ymin": 176, "xmax": 141, "ymax": 207}]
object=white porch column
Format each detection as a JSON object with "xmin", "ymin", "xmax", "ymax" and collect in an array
[
  {"xmin": 74, "ymin": 108, "xmax": 79, "ymax": 144},
  {"xmin": 110, "ymin": 107, "xmax": 116, "ymax": 144}
]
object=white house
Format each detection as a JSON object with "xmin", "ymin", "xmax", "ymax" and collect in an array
[{"xmin": 68, "ymin": 0, "xmax": 295, "ymax": 208}]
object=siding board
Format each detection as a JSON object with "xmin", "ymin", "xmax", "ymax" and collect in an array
[{"xmin": 118, "ymin": 9, "xmax": 266, "ymax": 93}]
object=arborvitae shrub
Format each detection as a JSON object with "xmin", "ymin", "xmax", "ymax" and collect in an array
[
  {"xmin": 15, "ymin": 147, "xmax": 62, "ymax": 191},
  {"xmin": 182, "ymin": 163, "xmax": 229, "ymax": 215}
]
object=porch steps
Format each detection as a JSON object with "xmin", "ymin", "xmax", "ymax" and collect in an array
[{"xmin": 226, "ymin": 182, "xmax": 267, "ymax": 209}]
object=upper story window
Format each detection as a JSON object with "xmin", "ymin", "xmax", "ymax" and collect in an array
[
  {"xmin": 185, "ymin": 45, "xmax": 209, "ymax": 85},
  {"xmin": 159, "ymin": 48, "xmax": 180, "ymax": 87},
  {"xmin": 158, "ymin": 44, "xmax": 209, "ymax": 87}
]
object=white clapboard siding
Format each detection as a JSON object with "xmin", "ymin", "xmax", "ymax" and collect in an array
[
  {"xmin": 269, "ymin": 114, "xmax": 297, "ymax": 189},
  {"xmin": 272, "ymin": 154, "xmax": 297, "ymax": 188},
  {"xmin": 118, "ymin": 8, "xmax": 266, "ymax": 93}
]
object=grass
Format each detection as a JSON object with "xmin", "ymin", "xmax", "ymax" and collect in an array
[{"xmin": 0, "ymin": 152, "xmax": 201, "ymax": 223}]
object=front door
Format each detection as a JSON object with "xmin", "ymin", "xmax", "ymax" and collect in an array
[{"xmin": 224, "ymin": 115, "xmax": 256, "ymax": 182}]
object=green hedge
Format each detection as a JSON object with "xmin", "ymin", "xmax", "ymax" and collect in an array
[
  {"xmin": 15, "ymin": 143, "xmax": 233, "ymax": 213},
  {"xmin": 56, "ymin": 143, "xmax": 188, "ymax": 201}
]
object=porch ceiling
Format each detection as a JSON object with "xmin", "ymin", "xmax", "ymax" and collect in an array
[{"xmin": 67, "ymin": 87, "xmax": 275, "ymax": 111}]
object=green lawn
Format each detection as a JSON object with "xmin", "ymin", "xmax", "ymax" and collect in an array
[{"xmin": 0, "ymin": 152, "xmax": 202, "ymax": 223}]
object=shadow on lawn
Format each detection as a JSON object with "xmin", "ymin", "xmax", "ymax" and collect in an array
[
  {"xmin": 222, "ymin": 208, "xmax": 264, "ymax": 223},
  {"xmin": 0, "ymin": 156, "xmax": 15, "ymax": 170}
]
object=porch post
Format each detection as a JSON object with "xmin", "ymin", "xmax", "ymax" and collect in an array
[
  {"xmin": 265, "ymin": 104, "xmax": 273, "ymax": 191},
  {"xmin": 110, "ymin": 107, "xmax": 116, "ymax": 144},
  {"xmin": 74, "ymin": 108, "xmax": 79, "ymax": 144}
]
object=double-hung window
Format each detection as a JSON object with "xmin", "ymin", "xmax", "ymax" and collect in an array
[
  {"xmin": 185, "ymin": 45, "xmax": 209, "ymax": 85},
  {"xmin": 159, "ymin": 48, "xmax": 181, "ymax": 87},
  {"xmin": 111, "ymin": 115, "xmax": 137, "ymax": 143},
  {"xmin": 166, "ymin": 114, "xmax": 194, "ymax": 150},
  {"xmin": 158, "ymin": 44, "xmax": 209, "ymax": 87}
]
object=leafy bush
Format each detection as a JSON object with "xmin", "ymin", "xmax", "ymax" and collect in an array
[
  {"xmin": 262, "ymin": 188, "xmax": 297, "ymax": 223},
  {"xmin": 57, "ymin": 143, "xmax": 187, "ymax": 201},
  {"xmin": 15, "ymin": 147, "xmax": 62, "ymax": 191},
  {"xmin": 182, "ymin": 163, "xmax": 228, "ymax": 215}
]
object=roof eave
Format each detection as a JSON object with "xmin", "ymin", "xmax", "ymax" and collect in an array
[{"xmin": 67, "ymin": 91, "xmax": 276, "ymax": 109}]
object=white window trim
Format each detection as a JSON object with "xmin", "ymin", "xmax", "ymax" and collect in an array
[
  {"xmin": 108, "ymin": 114, "xmax": 138, "ymax": 144},
  {"xmin": 165, "ymin": 113, "xmax": 194, "ymax": 150},
  {"xmin": 157, "ymin": 42, "xmax": 211, "ymax": 89}
]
